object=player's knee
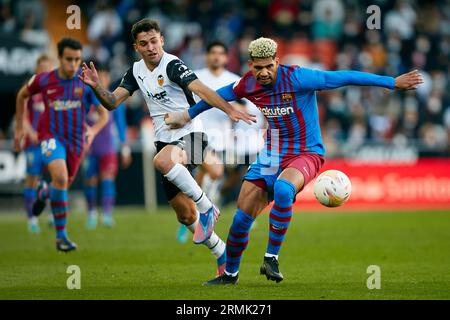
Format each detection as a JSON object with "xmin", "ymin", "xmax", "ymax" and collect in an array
[
  {"xmin": 274, "ymin": 179, "xmax": 296, "ymax": 205},
  {"xmin": 237, "ymin": 196, "xmax": 265, "ymax": 219},
  {"xmin": 100, "ymin": 172, "xmax": 115, "ymax": 181},
  {"xmin": 84, "ymin": 177, "xmax": 97, "ymax": 186},
  {"xmin": 52, "ymin": 174, "xmax": 69, "ymax": 189},
  {"xmin": 153, "ymin": 153, "xmax": 174, "ymax": 174}
]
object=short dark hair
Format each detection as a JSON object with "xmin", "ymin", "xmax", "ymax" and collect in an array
[
  {"xmin": 131, "ymin": 19, "xmax": 161, "ymax": 42},
  {"xmin": 36, "ymin": 53, "xmax": 51, "ymax": 65},
  {"xmin": 206, "ymin": 41, "xmax": 228, "ymax": 54},
  {"xmin": 57, "ymin": 38, "xmax": 82, "ymax": 56}
]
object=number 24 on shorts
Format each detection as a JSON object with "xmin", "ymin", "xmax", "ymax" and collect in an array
[{"xmin": 41, "ymin": 138, "xmax": 57, "ymax": 156}]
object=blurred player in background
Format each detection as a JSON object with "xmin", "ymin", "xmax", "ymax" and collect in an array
[
  {"xmin": 165, "ymin": 37, "xmax": 424, "ymax": 285},
  {"xmin": 21, "ymin": 54, "xmax": 53, "ymax": 233},
  {"xmin": 176, "ymin": 41, "xmax": 238, "ymax": 243},
  {"xmin": 15, "ymin": 38, "xmax": 109, "ymax": 252},
  {"xmin": 195, "ymin": 41, "xmax": 236, "ymax": 204},
  {"xmin": 83, "ymin": 65, "xmax": 131, "ymax": 229},
  {"xmin": 220, "ymin": 95, "xmax": 266, "ymax": 207},
  {"xmin": 80, "ymin": 19, "xmax": 255, "ymax": 276}
]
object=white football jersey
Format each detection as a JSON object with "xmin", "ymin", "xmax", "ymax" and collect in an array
[
  {"xmin": 194, "ymin": 68, "xmax": 239, "ymax": 152},
  {"xmin": 119, "ymin": 52, "xmax": 202, "ymax": 143}
]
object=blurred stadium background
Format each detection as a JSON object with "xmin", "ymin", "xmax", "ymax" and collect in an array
[{"xmin": 0, "ymin": 0, "xmax": 449, "ymax": 299}]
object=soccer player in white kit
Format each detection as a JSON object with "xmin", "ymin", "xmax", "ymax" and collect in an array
[
  {"xmin": 195, "ymin": 42, "xmax": 266, "ymax": 204},
  {"xmin": 195, "ymin": 42, "xmax": 239, "ymax": 201},
  {"xmin": 80, "ymin": 19, "xmax": 256, "ymax": 277}
]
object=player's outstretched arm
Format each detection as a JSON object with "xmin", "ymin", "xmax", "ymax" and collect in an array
[
  {"xmin": 188, "ymin": 80, "xmax": 256, "ymax": 124},
  {"xmin": 79, "ymin": 62, "xmax": 129, "ymax": 111},
  {"xmin": 165, "ymin": 82, "xmax": 255, "ymax": 129},
  {"xmin": 14, "ymin": 84, "xmax": 32, "ymax": 151},
  {"xmin": 297, "ymin": 68, "xmax": 423, "ymax": 91}
]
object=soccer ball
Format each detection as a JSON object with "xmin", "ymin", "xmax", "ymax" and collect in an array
[{"xmin": 313, "ymin": 170, "xmax": 351, "ymax": 207}]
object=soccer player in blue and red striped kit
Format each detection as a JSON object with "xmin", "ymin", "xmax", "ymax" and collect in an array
[
  {"xmin": 164, "ymin": 37, "xmax": 423, "ymax": 285},
  {"xmin": 15, "ymin": 38, "xmax": 109, "ymax": 252}
]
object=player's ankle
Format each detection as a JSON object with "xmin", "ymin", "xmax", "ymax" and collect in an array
[
  {"xmin": 224, "ymin": 270, "xmax": 238, "ymax": 277},
  {"xmin": 264, "ymin": 253, "xmax": 278, "ymax": 260}
]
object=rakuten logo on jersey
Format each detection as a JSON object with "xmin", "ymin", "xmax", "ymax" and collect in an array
[
  {"xmin": 259, "ymin": 106, "xmax": 294, "ymax": 118},
  {"xmin": 49, "ymin": 100, "xmax": 81, "ymax": 111}
]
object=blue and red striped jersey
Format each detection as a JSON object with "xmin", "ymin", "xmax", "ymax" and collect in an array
[
  {"xmin": 27, "ymin": 68, "xmax": 100, "ymax": 155},
  {"xmin": 188, "ymin": 65, "xmax": 395, "ymax": 160},
  {"xmin": 233, "ymin": 65, "xmax": 325, "ymax": 157}
]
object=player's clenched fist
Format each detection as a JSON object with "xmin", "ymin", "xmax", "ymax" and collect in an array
[
  {"xmin": 164, "ymin": 110, "xmax": 191, "ymax": 129},
  {"xmin": 394, "ymin": 70, "xmax": 424, "ymax": 90}
]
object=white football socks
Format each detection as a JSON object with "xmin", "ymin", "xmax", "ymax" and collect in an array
[
  {"xmin": 186, "ymin": 215, "xmax": 225, "ymax": 259},
  {"xmin": 206, "ymin": 232, "xmax": 226, "ymax": 259},
  {"xmin": 164, "ymin": 163, "xmax": 212, "ymax": 213}
]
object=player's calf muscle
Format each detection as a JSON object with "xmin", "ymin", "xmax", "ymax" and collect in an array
[
  {"xmin": 170, "ymin": 194, "xmax": 196, "ymax": 225},
  {"xmin": 176, "ymin": 211, "xmax": 196, "ymax": 225},
  {"xmin": 237, "ymin": 182, "xmax": 267, "ymax": 218}
]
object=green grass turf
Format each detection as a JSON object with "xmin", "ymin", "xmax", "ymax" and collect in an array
[{"xmin": 0, "ymin": 207, "xmax": 449, "ymax": 300}]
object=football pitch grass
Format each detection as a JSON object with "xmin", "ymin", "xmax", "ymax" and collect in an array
[{"xmin": 0, "ymin": 207, "xmax": 449, "ymax": 300}]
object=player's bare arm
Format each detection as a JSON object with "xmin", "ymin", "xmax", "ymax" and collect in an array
[
  {"xmin": 80, "ymin": 62, "xmax": 129, "ymax": 110},
  {"xmin": 14, "ymin": 84, "xmax": 32, "ymax": 151},
  {"xmin": 165, "ymin": 80, "xmax": 256, "ymax": 129},
  {"xmin": 163, "ymin": 79, "xmax": 256, "ymax": 129},
  {"xmin": 188, "ymin": 79, "xmax": 256, "ymax": 124}
]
